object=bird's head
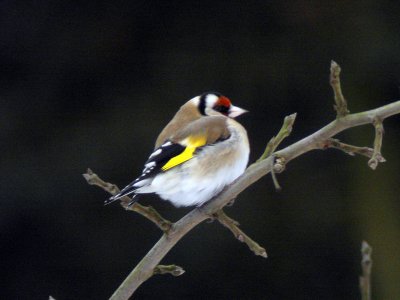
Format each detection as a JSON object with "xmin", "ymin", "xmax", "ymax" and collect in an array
[{"xmin": 192, "ymin": 92, "xmax": 248, "ymax": 118}]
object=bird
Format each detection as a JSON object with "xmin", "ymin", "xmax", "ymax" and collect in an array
[{"xmin": 106, "ymin": 92, "xmax": 250, "ymax": 207}]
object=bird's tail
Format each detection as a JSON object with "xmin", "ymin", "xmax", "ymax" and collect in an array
[{"xmin": 104, "ymin": 185, "xmax": 138, "ymax": 206}]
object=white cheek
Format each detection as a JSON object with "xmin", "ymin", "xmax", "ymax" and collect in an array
[
  {"xmin": 204, "ymin": 107, "xmax": 221, "ymax": 116},
  {"xmin": 205, "ymin": 94, "xmax": 219, "ymax": 108}
]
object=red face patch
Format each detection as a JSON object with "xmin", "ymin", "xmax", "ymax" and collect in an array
[{"xmin": 217, "ymin": 96, "xmax": 231, "ymax": 108}]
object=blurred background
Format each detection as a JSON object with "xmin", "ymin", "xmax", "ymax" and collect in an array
[{"xmin": 1, "ymin": 1, "xmax": 400, "ymax": 299}]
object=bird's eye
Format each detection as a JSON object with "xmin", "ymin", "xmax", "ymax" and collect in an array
[{"xmin": 213, "ymin": 105, "xmax": 230, "ymax": 115}]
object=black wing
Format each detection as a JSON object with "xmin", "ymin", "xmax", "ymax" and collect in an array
[{"xmin": 105, "ymin": 141, "xmax": 185, "ymax": 204}]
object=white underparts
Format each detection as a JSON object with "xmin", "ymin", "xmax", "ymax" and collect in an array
[{"xmin": 133, "ymin": 119, "xmax": 249, "ymax": 207}]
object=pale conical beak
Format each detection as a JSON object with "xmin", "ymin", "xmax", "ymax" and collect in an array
[{"xmin": 228, "ymin": 105, "xmax": 249, "ymax": 118}]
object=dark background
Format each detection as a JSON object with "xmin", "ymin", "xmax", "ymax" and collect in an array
[{"xmin": 2, "ymin": 1, "xmax": 400, "ymax": 299}]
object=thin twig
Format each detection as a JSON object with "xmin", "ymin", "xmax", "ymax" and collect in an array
[
  {"xmin": 153, "ymin": 265, "xmax": 185, "ymax": 277},
  {"xmin": 270, "ymin": 155, "xmax": 282, "ymax": 191},
  {"xmin": 368, "ymin": 118, "xmax": 385, "ymax": 170},
  {"xmin": 258, "ymin": 113, "xmax": 297, "ymax": 161},
  {"xmin": 320, "ymin": 138, "xmax": 386, "ymax": 161},
  {"xmin": 257, "ymin": 113, "xmax": 296, "ymax": 190},
  {"xmin": 359, "ymin": 241, "xmax": 373, "ymax": 300},
  {"xmin": 330, "ymin": 60, "xmax": 349, "ymax": 117},
  {"xmin": 83, "ymin": 169, "xmax": 172, "ymax": 232},
  {"xmin": 213, "ymin": 210, "xmax": 267, "ymax": 258}
]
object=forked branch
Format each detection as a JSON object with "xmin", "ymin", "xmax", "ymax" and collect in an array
[{"xmin": 84, "ymin": 62, "xmax": 400, "ymax": 299}]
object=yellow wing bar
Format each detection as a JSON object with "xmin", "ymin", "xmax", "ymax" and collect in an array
[{"xmin": 161, "ymin": 135, "xmax": 207, "ymax": 171}]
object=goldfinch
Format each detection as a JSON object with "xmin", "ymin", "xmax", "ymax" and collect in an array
[{"xmin": 106, "ymin": 92, "xmax": 249, "ymax": 207}]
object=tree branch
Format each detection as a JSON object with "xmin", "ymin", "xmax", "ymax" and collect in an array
[
  {"xmin": 85, "ymin": 62, "xmax": 400, "ymax": 299},
  {"xmin": 368, "ymin": 118, "xmax": 385, "ymax": 170},
  {"xmin": 153, "ymin": 265, "xmax": 185, "ymax": 277},
  {"xmin": 257, "ymin": 113, "xmax": 296, "ymax": 190},
  {"xmin": 107, "ymin": 98, "xmax": 400, "ymax": 299},
  {"xmin": 83, "ymin": 169, "xmax": 172, "ymax": 232},
  {"xmin": 258, "ymin": 113, "xmax": 297, "ymax": 161},
  {"xmin": 208, "ymin": 113, "xmax": 298, "ymax": 255},
  {"xmin": 330, "ymin": 60, "xmax": 349, "ymax": 117},
  {"xmin": 319, "ymin": 138, "xmax": 382, "ymax": 160},
  {"xmin": 213, "ymin": 210, "xmax": 267, "ymax": 258},
  {"xmin": 359, "ymin": 241, "xmax": 373, "ymax": 300}
]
